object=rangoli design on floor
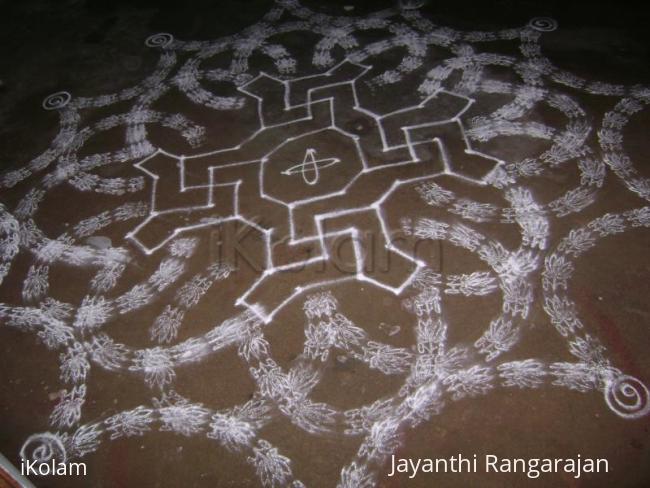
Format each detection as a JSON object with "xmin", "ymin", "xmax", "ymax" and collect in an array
[{"xmin": 2, "ymin": 1, "xmax": 650, "ymax": 486}]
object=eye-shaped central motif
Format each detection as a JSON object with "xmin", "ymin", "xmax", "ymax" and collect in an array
[
  {"xmin": 281, "ymin": 148, "xmax": 341, "ymax": 186},
  {"xmin": 262, "ymin": 128, "xmax": 364, "ymax": 204},
  {"xmin": 6, "ymin": 3, "xmax": 650, "ymax": 487}
]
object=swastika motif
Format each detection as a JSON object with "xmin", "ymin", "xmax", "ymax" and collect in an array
[
  {"xmin": 128, "ymin": 59, "xmax": 500, "ymax": 322},
  {"xmin": 1, "ymin": 1, "xmax": 649, "ymax": 487}
]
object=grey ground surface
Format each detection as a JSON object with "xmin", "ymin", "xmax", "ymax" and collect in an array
[{"xmin": 1, "ymin": 1, "xmax": 650, "ymax": 487}]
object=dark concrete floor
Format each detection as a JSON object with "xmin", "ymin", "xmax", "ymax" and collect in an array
[{"xmin": 1, "ymin": 1, "xmax": 650, "ymax": 487}]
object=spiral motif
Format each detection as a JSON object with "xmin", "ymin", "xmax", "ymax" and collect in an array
[
  {"xmin": 42, "ymin": 91, "xmax": 71, "ymax": 111},
  {"xmin": 20, "ymin": 433, "xmax": 67, "ymax": 464},
  {"xmin": 605, "ymin": 374, "xmax": 650, "ymax": 419},
  {"xmin": 145, "ymin": 33, "xmax": 174, "ymax": 48},
  {"xmin": 528, "ymin": 17, "xmax": 558, "ymax": 32},
  {"xmin": 5, "ymin": 3, "xmax": 650, "ymax": 487}
]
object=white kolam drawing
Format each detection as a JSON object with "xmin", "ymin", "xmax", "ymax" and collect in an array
[{"xmin": 1, "ymin": 1, "xmax": 649, "ymax": 487}]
